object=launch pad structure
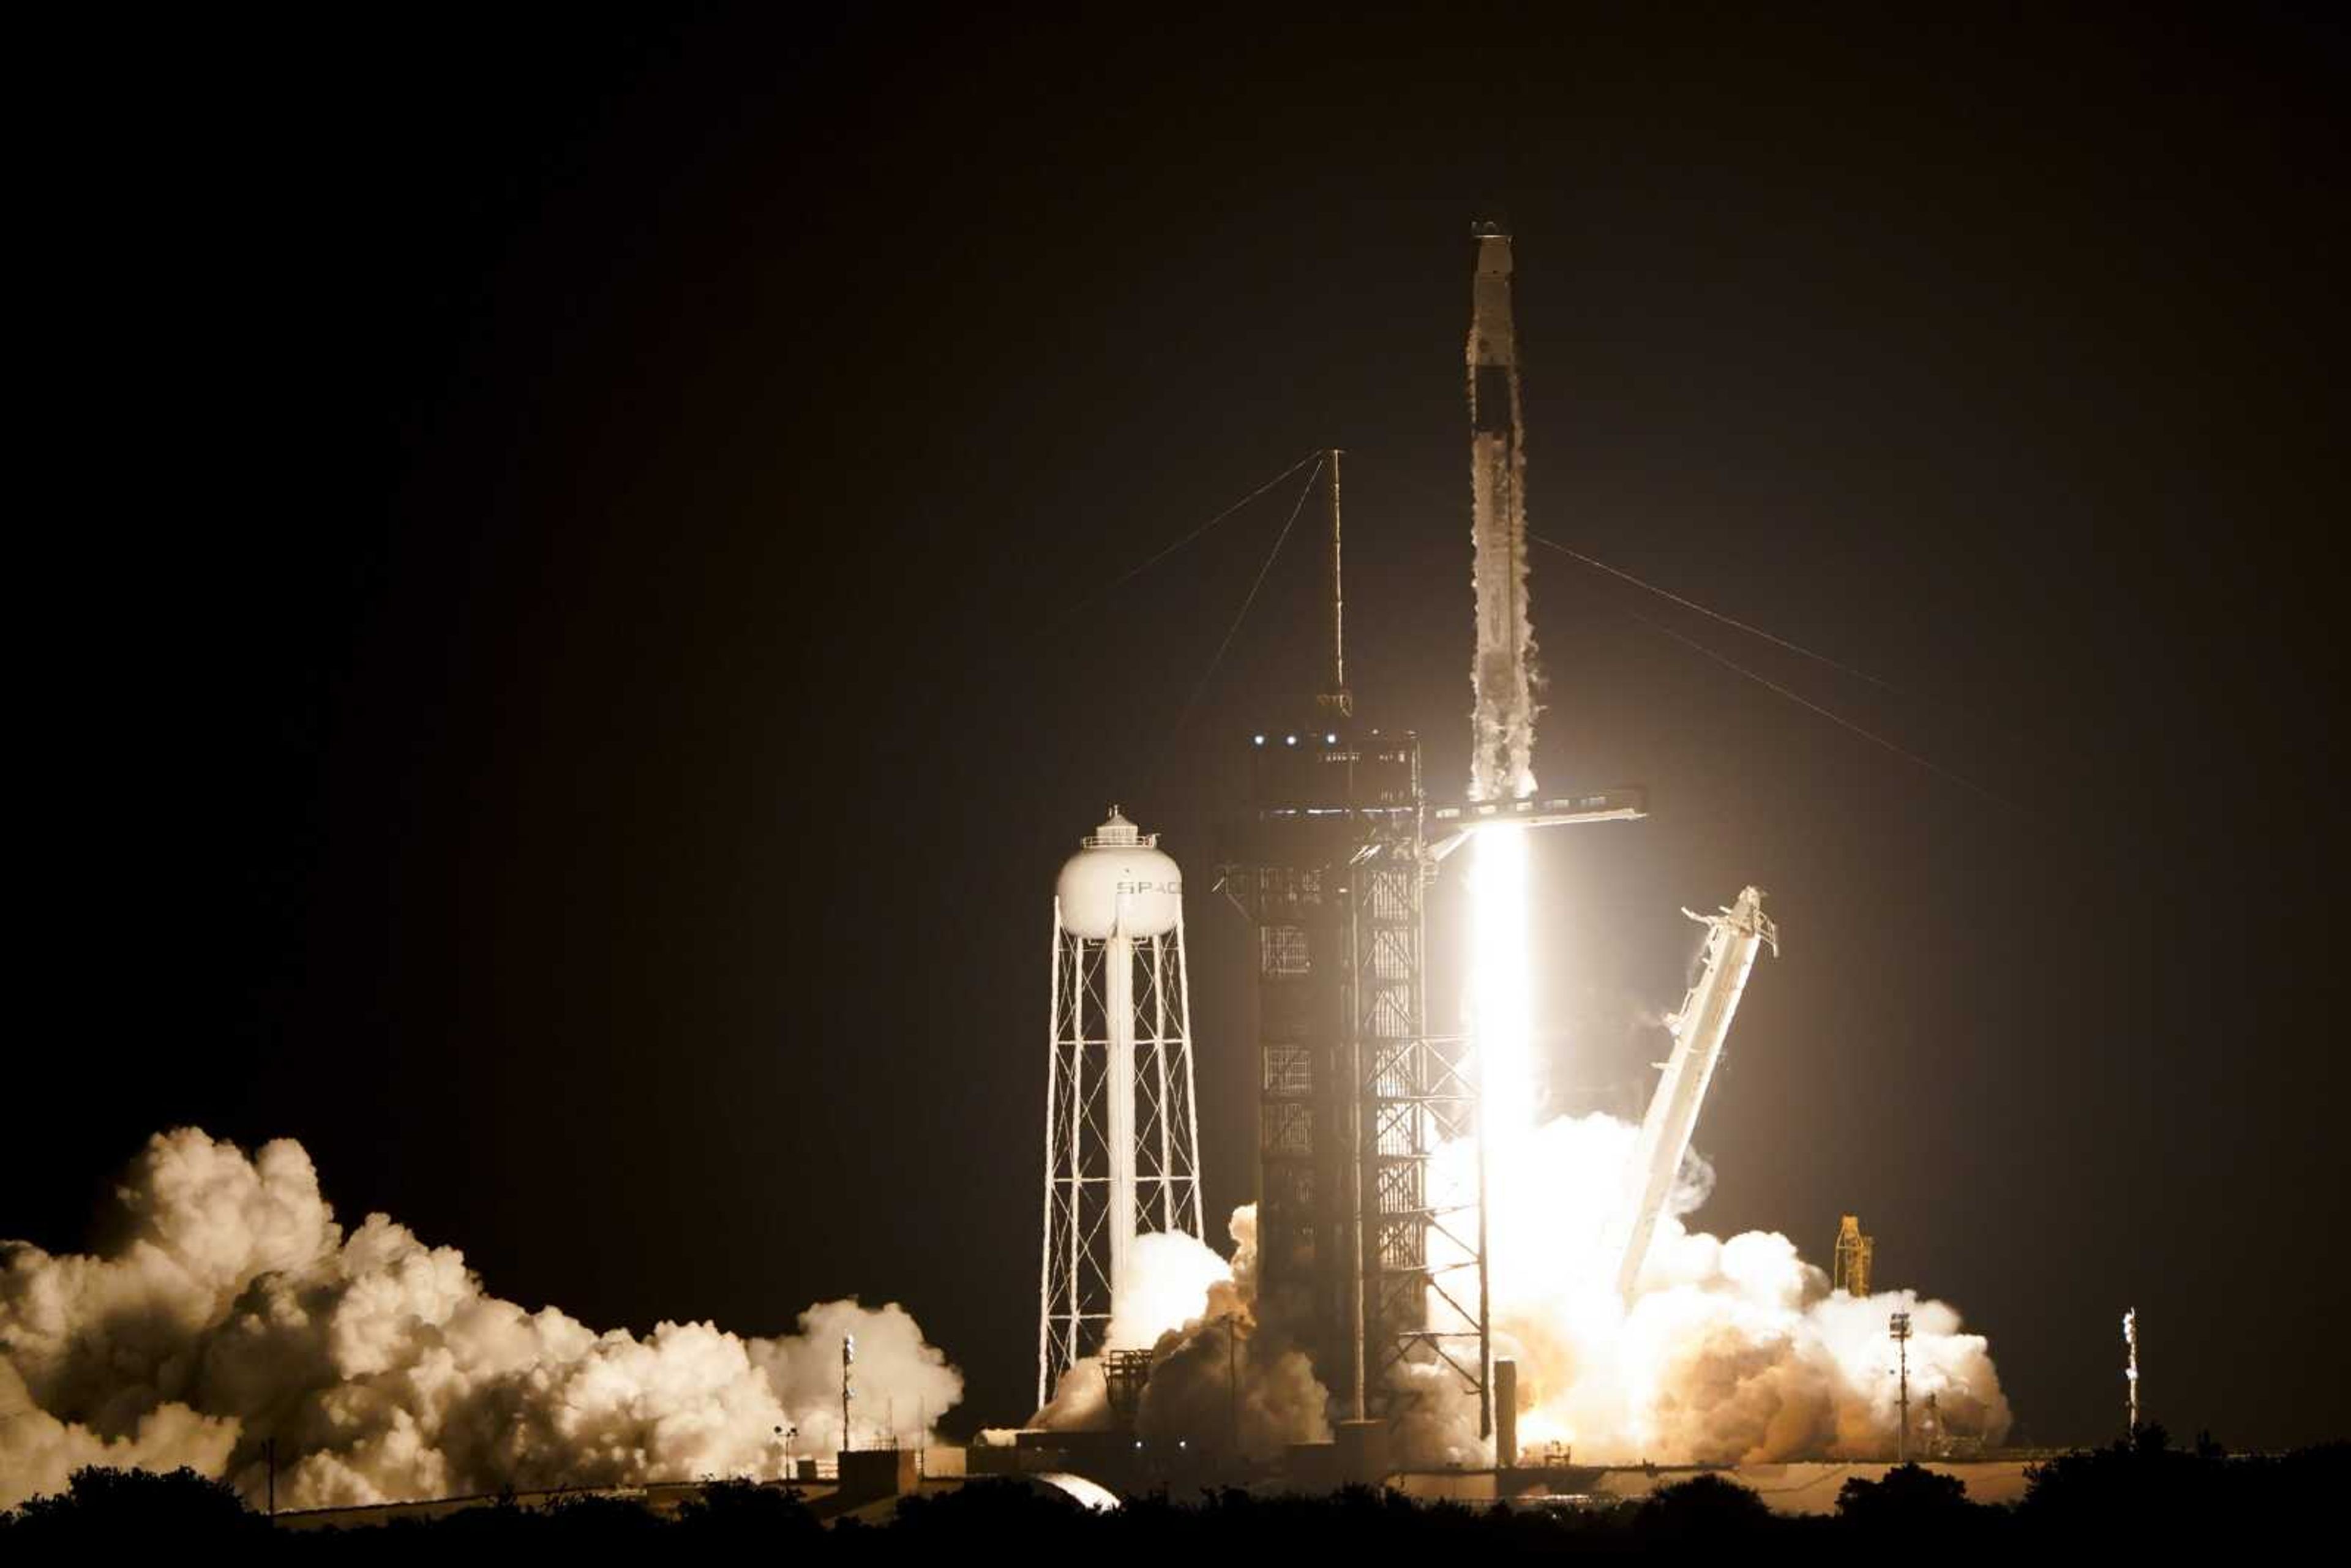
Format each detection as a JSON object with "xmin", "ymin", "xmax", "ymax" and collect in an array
[
  {"xmin": 1215, "ymin": 228, "xmax": 1655, "ymax": 1439},
  {"xmin": 1218, "ymin": 489, "xmax": 1645, "ymax": 1438},
  {"xmin": 1221, "ymin": 720, "xmax": 1482, "ymax": 1428},
  {"xmin": 1007, "ymin": 216, "xmax": 1813, "ymax": 1479},
  {"xmin": 1220, "ymin": 720, "xmax": 1649, "ymax": 1436},
  {"xmin": 1217, "ymin": 433, "xmax": 1492, "ymax": 1430}
]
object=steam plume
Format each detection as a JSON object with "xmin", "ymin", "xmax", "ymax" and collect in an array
[
  {"xmin": 1057, "ymin": 1116, "xmax": 2007, "ymax": 1469},
  {"xmin": 1401, "ymin": 1111, "xmax": 2011, "ymax": 1466},
  {"xmin": 0, "ymin": 1129, "xmax": 962, "ymax": 1510},
  {"xmin": 1033, "ymin": 1206, "xmax": 1333, "ymax": 1459}
]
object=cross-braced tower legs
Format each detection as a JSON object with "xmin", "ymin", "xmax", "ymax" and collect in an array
[{"xmin": 1038, "ymin": 810, "xmax": 1205, "ymax": 1411}]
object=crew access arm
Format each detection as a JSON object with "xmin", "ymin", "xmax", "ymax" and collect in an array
[{"xmin": 1611, "ymin": 887, "xmax": 1779, "ymax": 1299}]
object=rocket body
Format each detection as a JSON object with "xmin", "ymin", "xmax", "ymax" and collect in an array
[{"xmin": 1468, "ymin": 227, "xmax": 1538, "ymax": 802}]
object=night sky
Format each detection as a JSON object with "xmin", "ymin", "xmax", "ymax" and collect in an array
[{"xmin": 14, "ymin": 9, "xmax": 2345, "ymax": 1450}]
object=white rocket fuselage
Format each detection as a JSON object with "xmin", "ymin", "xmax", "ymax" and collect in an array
[
  {"xmin": 1468, "ymin": 226, "xmax": 1537, "ymax": 803},
  {"xmin": 1612, "ymin": 887, "xmax": 1778, "ymax": 1299}
]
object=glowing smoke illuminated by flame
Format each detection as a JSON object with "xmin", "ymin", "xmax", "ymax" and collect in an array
[
  {"xmin": 1052, "ymin": 830, "xmax": 2011, "ymax": 1469},
  {"xmin": 1414, "ymin": 831, "xmax": 2012, "ymax": 1466},
  {"xmin": 1419, "ymin": 1108, "xmax": 2011, "ymax": 1465}
]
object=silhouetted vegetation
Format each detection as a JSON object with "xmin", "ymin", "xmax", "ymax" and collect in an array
[
  {"xmin": 2017, "ymin": 1425, "xmax": 2349, "ymax": 1545},
  {"xmin": 1631, "ymin": 1469, "xmax": 1777, "ymax": 1542},
  {"xmin": 1, "ymin": 1465, "xmax": 274, "ymax": 1547},
  {"xmin": 1838, "ymin": 1462, "xmax": 1970, "ymax": 1522},
  {"xmin": 7, "ymin": 1438, "xmax": 2349, "ymax": 1556}
]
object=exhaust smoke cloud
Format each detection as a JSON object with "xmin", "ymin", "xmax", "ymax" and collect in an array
[
  {"xmin": 1409, "ymin": 1109, "xmax": 2012, "ymax": 1466},
  {"xmin": 1033, "ymin": 1206, "xmax": 1334, "ymax": 1459},
  {"xmin": 1041, "ymin": 1111, "xmax": 2006, "ymax": 1471},
  {"xmin": 1081, "ymin": 1118, "xmax": 2010, "ymax": 1469},
  {"xmin": 1062, "ymin": 914, "xmax": 2008, "ymax": 1472},
  {"xmin": 0, "ymin": 1129, "xmax": 963, "ymax": 1510}
]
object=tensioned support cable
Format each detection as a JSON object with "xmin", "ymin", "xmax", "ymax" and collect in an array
[
  {"xmin": 1628, "ymin": 607, "xmax": 2014, "ymax": 811},
  {"xmin": 1104, "ymin": 451, "xmax": 1325, "ymax": 597},
  {"xmin": 1531, "ymin": 531, "xmax": 1898, "ymax": 692},
  {"xmin": 1162, "ymin": 456, "xmax": 1327, "ymax": 758}
]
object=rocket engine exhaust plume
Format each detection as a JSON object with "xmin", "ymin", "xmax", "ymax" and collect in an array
[
  {"xmin": 1401, "ymin": 1109, "xmax": 2012, "ymax": 1468},
  {"xmin": 1516, "ymin": 1114, "xmax": 2008, "ymax": 1466},
  {"xmin": 1427, "ymin": 858, "xmax": 2006, "ymax": 1467},
  {"xmin": 1074, "ymin": 870, "xmax": 2009, "ymax": 1471},
  {"xmin": 0, "ymin": 1130, "xmax": 964, "ymax": 1510},
  {"xmin": 1470, "ymin": 825, "xmax": 1537, "ymax": 1165},
  {"xmin": 1049, "ymin": 1115, "xmax": 2008, "ymax": 1472}
]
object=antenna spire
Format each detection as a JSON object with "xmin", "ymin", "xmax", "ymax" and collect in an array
[{"xmin": 1317, "ymin": 448, "xmax": 1352, "ymax": 717}]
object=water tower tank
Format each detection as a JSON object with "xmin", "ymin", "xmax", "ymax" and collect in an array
[
  {"xmin": 1055, "ymin": 807, "xmax": 1182, "ymax": 939},
  {"xmin": 1040, "ymin": 804, "xmax": 1205, "ymax": 1409}
]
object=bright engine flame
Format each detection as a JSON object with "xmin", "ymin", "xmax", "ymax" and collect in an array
[
  {"xmin": 1469, "ymin": 824, "xmax": 1535, "ymax": 1150},
  {"xmin": 1420, "ymin": 831, "xmax": 2012, "ymax": 1471}
]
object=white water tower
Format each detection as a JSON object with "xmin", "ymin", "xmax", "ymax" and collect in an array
[{"xmin": 1037, "ymin": 806, "xmax": 1205, "ymax": 1408}]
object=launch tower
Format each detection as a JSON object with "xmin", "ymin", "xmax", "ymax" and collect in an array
[{"xmin": 1220, "ymin": 457, "xmax": 1493, "ymax": 1435}]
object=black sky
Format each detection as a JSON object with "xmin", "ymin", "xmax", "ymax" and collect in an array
[{"xmin": 13, "ymin": 7, "xmax": 2347, "ymax": 1449}]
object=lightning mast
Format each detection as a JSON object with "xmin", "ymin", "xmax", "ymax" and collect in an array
[
  {"xmin": 1319, "ymin": 448, "xmax": 1350, "ymax": 718},
  {"xmin": 1609, "ymin": 887, "xmax": 1779, "ymax": 1299}
]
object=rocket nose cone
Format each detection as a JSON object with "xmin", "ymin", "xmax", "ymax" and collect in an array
[{"xmin": 1474, "ymin": 227, "xmax": 1514, "ymax": 277}]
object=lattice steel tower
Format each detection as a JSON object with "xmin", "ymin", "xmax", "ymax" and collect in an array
[
  {"xmin": 1037, "ymin": 808, "xmax": 1206, "ymax": 1409},
  {"xmin": 1223, "ymin": 724, "xmax": 1488, "ymax": 1430},
  {"xmin": 1218, "ymin": 454, "xmax": 1493, "ymax": 1436}
]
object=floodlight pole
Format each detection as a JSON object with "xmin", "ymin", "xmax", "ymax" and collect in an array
[
  {"xmin": 1890, "ymin": 1311, "xmax": 1913, "ymax": 1462},
  {"xmin": 842, "ymin": 1335, "xmax": 855, "ymax": 1455}
]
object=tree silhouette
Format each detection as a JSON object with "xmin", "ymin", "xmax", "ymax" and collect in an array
[
  {"xmin": 1836, "ymin": 1463, "xmax": 1974, "ymax": 1532},
  {"xmin": 7, "ymin": 1442, "xmax": 2350, "ymax": 1552},
  {"xmin": 674, "ymin": 1479, "xmax": 822, "ymax": 1545},
  {"xmin": 1633, "ymin": 1472, "xmax": 1775, "ymax": 1542},
  {"xmin": 1, "ymin": 1466, "xmax": 267, "ymax": 1547}
]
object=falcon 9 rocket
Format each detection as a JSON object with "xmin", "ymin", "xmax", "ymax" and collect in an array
[{"xmin": 1467, "ymin": 223, "xmax": 1538, "ymax": 803}]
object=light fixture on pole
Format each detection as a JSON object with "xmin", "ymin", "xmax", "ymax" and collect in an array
[{"xmin": 1889, "ymin": 1310, "xmax": 1913, "ymax": 1463}]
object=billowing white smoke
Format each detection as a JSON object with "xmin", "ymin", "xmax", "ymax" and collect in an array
[
  {"xmin": 0, "ymin": 1130, "xmax": 962, "ymax": 1510},
  {"xmin": 1395, "ymin": 1111, "xmax": 2010, "ymax": 1467},
  {"xmin": 1033, "ymin": 1207, "xmax": 1332, "ymax": 1459},
  {"xmin": 1032, "ymin": 1228, "xmax": 1234, "ymax": 1430},
  {"xmin": 1108, "ymin": 1231, "xmax": 1233, "ymax": 1355},
  {"xmin": 1032, "ymin": 1116, "xmax": 2008, "ymax": 1470}
]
